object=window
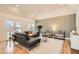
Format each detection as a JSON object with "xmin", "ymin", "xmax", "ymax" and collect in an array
[
  {"xmin": 6, "ymin": 20, "xmax": 14, "ymax": 40},
  {"xmin": 16, "ymin": 21, "xmax": 21, "ymax": 32},
  {"xmin": 28, "ymin": 23, "xmax": 35, "ymax": 32},
  {"xmin": 6, "ymin": 20, "xmax": 13, "ymax": 30}
]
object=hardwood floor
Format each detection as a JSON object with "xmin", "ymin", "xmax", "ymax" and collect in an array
[
  {"xmin": 63, "ymin": 40, "xmax": 71, "ymax": 54},
  {"xmin": 71, "ymin": 48, "xmax": 79, "ymax": 54},
  {"xmin": 13, "ymin": 45, "xmax": 30, "ymax": 54},
  {"xmin": 0, "ymin": 39, "xmax": 79, "ymax": 54},
  {"xmin": 0, "ymin": 40, "xmax": 30, "ymax": 54},
  {"xmin": 63, "ymin": 39, "xmax": 79, "ymax": 54}
]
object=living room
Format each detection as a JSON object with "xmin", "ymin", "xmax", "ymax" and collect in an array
[{"xmin": 0, "ymin": 4, "xmax": 79, "ymax": 54}]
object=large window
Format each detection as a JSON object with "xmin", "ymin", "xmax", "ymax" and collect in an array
[
  {"xmin": 6, "ymin": 20, "xmax": 14, "ymax": 40},
  {"xmin": 16, "ymin": 21, "xmax": 21, "ymax": 32},
  {"xmin": 6, "ymin": 20, "xmax": 22, "ymax": 40},
  {"xmin": 28, "ymin": 23, "xmax": 35, "ymax": 32},
  {"xmin": 6, "ymin": 20, "xmax": 13, "ymax": 30}
]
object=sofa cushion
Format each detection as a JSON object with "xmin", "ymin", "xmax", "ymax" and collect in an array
[
  {"xmin": 15, "ymin": 32, "xmax": 30, "ymax": 41},
  {"xmin": 16, "ymin": 35, "xmax": 26, "ymax": 42}
]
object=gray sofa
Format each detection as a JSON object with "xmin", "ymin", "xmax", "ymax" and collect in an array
[{"xmin": 12, "ymin": 33, "xmax": 41, "ymax": 50}]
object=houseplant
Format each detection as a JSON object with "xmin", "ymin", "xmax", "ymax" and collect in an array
[{"xmin": 37, "ymin": 25, "xmax": 43, "ymax": 36}]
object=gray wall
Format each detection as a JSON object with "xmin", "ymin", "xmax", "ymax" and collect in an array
[{"xmin": 37, "ymin": 14, "xmax": 76, "ymax": 37}]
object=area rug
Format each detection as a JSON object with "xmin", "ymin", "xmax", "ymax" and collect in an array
[{"xmin": 30, "ymin": 38, "xmax": 64, "ymax": 54}]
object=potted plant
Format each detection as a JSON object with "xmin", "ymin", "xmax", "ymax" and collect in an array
[{"xmin": 37, "ymin": 25, "xmax": 43, "ymax": 36}]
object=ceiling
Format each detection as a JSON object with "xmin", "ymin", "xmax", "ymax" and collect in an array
[{"xmin": 0, "ymin": 4, "xmax": 78, "ymax": 19}]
